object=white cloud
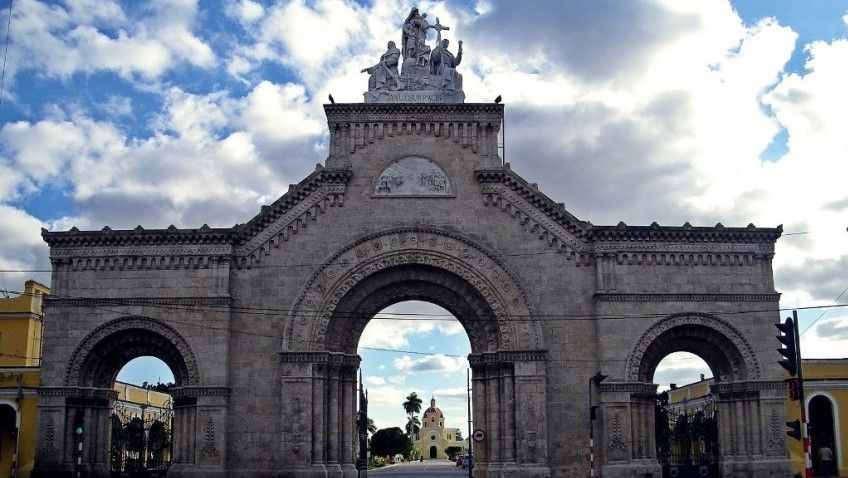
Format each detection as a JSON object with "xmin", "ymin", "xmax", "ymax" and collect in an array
[
  {"xmin": 433, "ymin": 387, "xmax": 467, "ymax": 399},
  {"xmin": 364, "ymin": 375, "xmax": 386, "ymax": 386},
  {"xmin": 7, "ymin": 0, "xmax": 214, "ymax": 81},
  {"xmin": 393, "ymin": 354, "xmax": 468, "ymax": 373},
  {"xmin": 0, "ymin": 205, "xmax": 50, "ymax": 287}
]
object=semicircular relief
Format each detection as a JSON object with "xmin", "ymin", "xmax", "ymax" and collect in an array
[{"xmin": 374, "ymin": 156, "xmax": 452, "ymax": 196}]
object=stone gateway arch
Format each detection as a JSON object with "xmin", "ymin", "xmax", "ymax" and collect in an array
[{"xmin": 34, "ymin": 10, "xmax": 790, "ymax": 478}]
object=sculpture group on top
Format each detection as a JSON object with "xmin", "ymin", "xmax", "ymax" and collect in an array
[{"xmin": 362, "ymin": 7, "xmax": 464, "ymax": 103}]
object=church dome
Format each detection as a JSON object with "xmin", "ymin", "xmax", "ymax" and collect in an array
[{"xmin": 422, "ymin": 397, "xmax": 444, "ymax": 424}]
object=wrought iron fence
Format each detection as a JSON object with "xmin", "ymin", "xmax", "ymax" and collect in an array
[
  {"xmin": 110, "ymin": 398, "xmax": 173, "ymax": 477},
  {"xmin": 656, "ymin": 392, "xmax": 719, "ymax": 478}
]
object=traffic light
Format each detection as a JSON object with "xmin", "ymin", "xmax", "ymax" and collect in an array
[
  {"xmin": 786, "ymin": 419, "xmax": 802, "ymax": 440},
  {"xmin": 776, "ymin": 317, "xmax": 798, "ymax": 377},
  {"xmin": 73, "ymin": 411, "xmax": 84, "ymax": 437}
]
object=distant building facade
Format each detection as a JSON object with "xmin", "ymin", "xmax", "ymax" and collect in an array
[
  {"xmin": 667, "ymin": 359, "xmax": 848, "ymax": 477},
  {"xmin": 414, "ymin": 398, "xmax": 465, "ymax": 459},
  {"xmin": 0, "ymin": 280, "xmax": 48, "ymax": 478}
]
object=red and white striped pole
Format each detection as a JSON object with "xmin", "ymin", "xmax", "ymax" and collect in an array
[{"xmin": 792, "ymin": 311, "xmax": 814, "ymax": 478}]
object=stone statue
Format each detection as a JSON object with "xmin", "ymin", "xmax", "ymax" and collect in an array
[
  {"xmin": 361, "ymin": 41, "xmax": 400, "ymax": 91},
  {"xmin": 401, "ymin": 8, "xmax": 434, "ymax": 67},
  {"xmin": 362, "ymin": 8, "xmax": 465, "ymax": 103},
  {"xmin": 429, "ymin": 39, "xmax": 463, "ymax": 92}
]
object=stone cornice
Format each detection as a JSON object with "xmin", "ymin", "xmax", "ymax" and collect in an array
[
  {"xmin": 468, "ymin": 350, "xmax": 547, "ymax": 365},
  {"xmin": 38, "ymin": 386, "xmax": 119, "ymax": 400},
  {"xmin": 42, "ymin": 225, "xmax": 234, "ymax": 248},
  {"xmin": 598, "ymin": 382, "xmax": 658, "ymax": 394},
  {"xmin": 235, "ymin": 167, "xmax": 353, "ymax": 245},
  {"xmin": 324, "ymin": 102, "xmax": 504, "ymax": 122},
  {"xmin": 45, "ymin": 296, "xmax": 232, "ymax": 308},
  {"xmin": 588, "ymin": 223, "xmax": 782, "ymax": 244},
  {"xmin": 279, "ymin": 351, "xmax": 361, "ymax": 368},
  {"xmin": 475, "ymin": 167, "xmax": 589, "ymax": 238},
  {"xmin": 169, "ymin": 386, "xmax": 231, "ymax": 399},
  {"xmin": 594, "ymin": 293, "xmax": 781, "ymax": 303}
]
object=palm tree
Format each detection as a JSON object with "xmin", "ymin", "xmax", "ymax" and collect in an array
[
  {"xmin": 405, "ymin": 415, "xmax": 421, "ymax": 439},
  {"xmin": 367, "ymin": 418, "xmax": 377, "ymax": 435},
  {"xmin": 402, "ymin": 392, "xmax": 423, "ymax": 441},
  {"xmin": 402, "ymin": 392, "xmax": 423, "ymax": 417}
]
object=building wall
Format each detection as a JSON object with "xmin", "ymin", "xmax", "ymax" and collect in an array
[
  {"xmin": 787, "ymin": 359, "xmax": 848, "ymax": 477},
  {"xmin": 0, "ymin": 281, "xmax": 48, "ymax": 478}
]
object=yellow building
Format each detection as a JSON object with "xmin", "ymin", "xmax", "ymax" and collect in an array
[
  {"xmin": 414, "ymin": 398, "xmax": 466, "ymax": 460},
  {"xmin": 0, "ymin": 280, "xmax": 48, "ymax": 478},
  {"xmin": 667, "ymin": 360, "xmax": 848, "ymax": 478},
  {"xmin": 0, "ymin": 281, "xmax": 174, "ymax": 477},
  {"xmin": 787, "ymin": 359, "xmax": 847, "ymax": 478}
]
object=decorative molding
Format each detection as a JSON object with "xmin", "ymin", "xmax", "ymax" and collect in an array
[
  {"xmin": 234, "ymin": 168, "xmax": 352, "ymax": 266},
  {"xmin": 201, "ymin": 416, "xmax": 219, "ymax": 457},
  {"xmin": 625, "ymin": 312, "xmax": 762, "ymax": 382},
  {"xmin": 710, "ymin": 380, "xmax": 786, "ymax": 395},
  {"xmin": 476, "ymin": 168, "xmax": 588, "ymax": 251},
  {"xmin": 38, "ymin": 386, "xmax": 119, "ymax": 399},
  {"xmin": 39, "ymin": 413, "xmax": 57, "ymax": 456},
  {"xmin": 279, "ymin": 352, "xmax": 361, "ymax": 367},
  {"xmin": 42, "ymin": 226, "xmax": 234, "ymax": 248},
  {"xmin": 324, "ymin": 102, "xmax": 503, "ymax": 121},
  {"xmin": 64, "ymin": 316, "xmax": 200, "ymax": 386},
  {"xmin": 45, "ymin": 296, "xmax": 232, "ymax": 308},
  {"xmin": 52, "ymin": 253, "xmax": 231, "ymax": 271},
  {"xmin": 598, "ymin": 382, "xmax": 658, "ymax": 395},
  {"xmin": 468, "ymin": 350, "xmax": 547, "ymax": 365},
  {"xmin": 766, "ymin": 409, "xmax": 785, "ymax": 454},
  {"xmin": 588, "ymin": 223, "xmax": 782, "ymax": 245},
  {"xmin": 594, "ymin": 293, "xmax": 780, "ymax": 303},
  {"xmin": 169, "ymin": 386, "xmax": 231, "ymax": 399},
  {"xmin": 285, "ymin": 227, "xmax": 541, "ymax": 353},
  {"xmin": 608, "ymin": 412, "xmax": 627, "ymax": 452}
]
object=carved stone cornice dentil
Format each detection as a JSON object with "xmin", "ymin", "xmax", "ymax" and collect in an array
[
  {"xmin": 45, "ymin": 296, "xmax": 232, "ymax": 308},
  {"xmin": 468, "ymin": 349, "xmax": 547, "ymax": 365},
  {"xmin": 279, "ymin": 352, "xmax": 361, "ymax": 368},
  {"xmin": 588, "ymin": 222, "xmax": 782, "ymax": 245},
  {"xmin": 233, "ymin": 167, "xmax": 352, "ymax": 267},
  {"xmin": 324, "ymin": 102, "xmax": 503, "ymax": 122},
  {"xmin": 38, "ymin": 386, "xmax": 119, "ymax": 400},
  {"xmin": 169, "ymin": 386, "xmax": 231, "ymax": 399},
  {"xmin": 710, "ymin": 380, "xmax": 787, "ymax": 395},
  {"xmin": 598, "ymin": 382, "xmax": 658, "ymax": 395},
  {"xmin": 594, "ymin": 293, "xmax": 781, "ymax": 303}
]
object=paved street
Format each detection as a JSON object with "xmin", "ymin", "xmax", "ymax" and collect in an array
[{"xmin": 368, "ymin": 460, "xmax": 469, "ymax": 477}]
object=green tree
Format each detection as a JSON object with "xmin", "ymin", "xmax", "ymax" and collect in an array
[
  {"xmin": 147, "ymin": 419, "xmax": 170, "ymax": 459},
  {"xmin": 110, "ymin": 414, "xmax": 127, "ymax": 471},
  {"xmin": 402, "ymin": 392, "xmax": 423, "ymax": 439},
  {"xmin": 370, "ymin": 427, "xmax": 413, "ymax": 458},
  {"xmin": 445, "ymin": 445, "xmax": 463, "ymax": 458},
  {"xmin": 405, "ymin": 415, "xmax": 421, "ymax": 439},
  {"xmin": 125, "ymin": 417, "xmax": 146, "ymax": 455}
]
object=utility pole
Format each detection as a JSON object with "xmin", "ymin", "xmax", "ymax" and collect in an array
[
  {"xmin": 777, "ymin": 311, "xmax": 813, "ymax": 478},
  {"xmin": 588, "ymin": 372, "xmax": 607, "ymax": 478},
  {"xmin": 467, "ymin": 368, "xmax": 473, "ymax": 478}
]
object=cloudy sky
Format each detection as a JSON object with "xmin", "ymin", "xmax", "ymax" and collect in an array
[{"xmin": 1, "ymin": 0, "xmax": 847, "ymax": 431}]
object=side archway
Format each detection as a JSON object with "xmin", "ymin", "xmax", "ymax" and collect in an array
[
  {"xmin": 65, "ymin": 316, "xmax": 200, "ymax": 387},
  {"xmin": 625, "ymin": 312, "xmax": 761, "ymax": 383}
]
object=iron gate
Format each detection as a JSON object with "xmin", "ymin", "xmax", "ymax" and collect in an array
[
  {"xmin": 110, "ymin": 398, "xmax": 173, "ymax": 478},
  {"xmin": 656, "ymin": 392, "xmax": 719, "ymax": 478}
]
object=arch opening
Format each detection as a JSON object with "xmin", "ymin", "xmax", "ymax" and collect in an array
[
  {"xmin": 326, "ymin": 264, "xmax": 501, "ymax": 354},
  {"xmin": 111, "ymin": 357, "xmax": 175, "ymax": 474},
  {"xmin": 359, "ymin": 300, "xmax": 471, "ymax": 461},
  {"xmin": 809, "ymin": 395, "xmax": 838, "ymax": 476}
]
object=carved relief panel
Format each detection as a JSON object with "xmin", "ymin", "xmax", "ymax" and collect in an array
[{"xmin": 373, "ymin": 156, "xmax": 452, "ymax": 196}]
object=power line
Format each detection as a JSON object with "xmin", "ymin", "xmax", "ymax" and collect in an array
[
  {"xmin": 800, "ymin": 283, "xmax": 848, "ymax": 336},
  {"xmin": 0, "ymin": 0, "xmax": 12, "ymax": 107}
]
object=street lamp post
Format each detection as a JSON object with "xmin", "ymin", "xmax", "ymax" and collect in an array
[{"xmin": 588, "ymin": 372, "xmax": 608, "ymax": 478}]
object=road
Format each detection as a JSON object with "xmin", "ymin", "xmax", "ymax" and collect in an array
[{"xmin": 367, "ymin": 460, "xmax": 470, "ymax": 477}]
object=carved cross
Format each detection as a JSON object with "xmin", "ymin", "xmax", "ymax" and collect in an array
[{"xmin": 431, "ymin": 17, "xmax": 450, "ymax": 44}]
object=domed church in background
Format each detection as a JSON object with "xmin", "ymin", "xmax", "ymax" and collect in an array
[{"xmin": 414, "ymin": 397, "xmax": 467, "ymax": 459}]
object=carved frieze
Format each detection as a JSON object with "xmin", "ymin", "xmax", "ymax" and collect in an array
[
  {"xmin": 46, "ymin": 296, "xmax": 232, "ymax": 308},
  {"xmin": 594, "ymin": 293, "xmax": 780, "ymax": 303}
]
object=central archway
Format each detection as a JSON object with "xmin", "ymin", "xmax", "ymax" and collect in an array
[{"xmin": 280, "ymin": 228, "xmax": 550, "ymax": 476}]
